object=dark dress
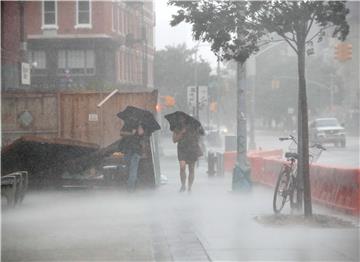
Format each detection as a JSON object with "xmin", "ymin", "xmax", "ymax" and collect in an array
[{"xmin": 177, "ymin": 129, "xmax": 202, "ymax": 163}]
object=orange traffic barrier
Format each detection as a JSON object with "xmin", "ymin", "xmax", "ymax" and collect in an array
[
  {"xmin": 248, "ymin": 149, "xmax": 360, "ymax": 216},
  {"xmin": 223, "ymin": 149, "xmax": 283, "ymax": 174},
  {"xmin": 310, "ymin": 164, "xmax": 359, "ymax": 215}
]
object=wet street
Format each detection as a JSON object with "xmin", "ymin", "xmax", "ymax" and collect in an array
[
  {"xmin": 252, "ymin": 131, "xmax": 359, "ymax": 168},
  {"xmin": 2, "ymin": 137, "xmax": 359, "ymax": 261}
]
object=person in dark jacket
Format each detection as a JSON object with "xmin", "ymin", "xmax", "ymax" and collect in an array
[
  {"xmin": 120, "ymin": 121, "xmax": 145, "ymax": 191},
  {"xmin": 172, "ymin": 117, "xmax": 202, "ymax": 192}
]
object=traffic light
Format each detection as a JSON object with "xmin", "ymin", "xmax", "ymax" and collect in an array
[
  {"xmin": 334, "ymin": 43, "xmax": 352, "ymax": 62},
  {"xmin": 209, "ymin": 102, "xmax": 218, "ymax": 112},
  {"xmin": 271, "ymin": 79, "xmax": 280, "ymax": 89},
  {"xmin": 164, "ymin": 96, "xmax": 175, "ymax": 107}
]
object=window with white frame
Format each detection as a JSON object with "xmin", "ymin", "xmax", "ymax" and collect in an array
[
  {"xmin": 76, "ymin": 0, "xmax": 91, "ymax": 28},
  {"xmin": 42, "ymin": 1, "xmax": 57, "ymax": 29},
  {"xmin": 57, "ymin": 50, "xmax": 95, "ymax": 75}
]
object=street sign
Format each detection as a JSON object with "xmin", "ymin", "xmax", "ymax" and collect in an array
[
  {"xmin": 187, "ymin": 86, "xmax": 208, "ymax": 108},
  {"xmin": 21, "ymin": 62, "xmax": 31, "ymax": 85},
  {"xmin": 198, "ymin": 85, "xmax": 208, "ymax": 106},
  {"xmin": 187, "ymin": 86, "xmax": 196, "ymax": 107}
]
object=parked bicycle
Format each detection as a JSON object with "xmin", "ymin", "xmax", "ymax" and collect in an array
[{"xmin": 273, "ymin": 135, "xmax": 326, "ymax": 214}]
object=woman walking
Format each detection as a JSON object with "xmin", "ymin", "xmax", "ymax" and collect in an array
[{"xmin": 172, "ymin": 116, "xmax": 203, "ymax": 192}]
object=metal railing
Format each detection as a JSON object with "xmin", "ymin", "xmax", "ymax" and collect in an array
[{"xmin": 1, "ymin": 171, "xmax": 28, "ymax": 208}]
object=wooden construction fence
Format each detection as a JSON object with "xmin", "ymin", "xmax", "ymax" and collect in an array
[{"xmin": 2, "ymin": 90, "xmax": 158, "ymax": 147}]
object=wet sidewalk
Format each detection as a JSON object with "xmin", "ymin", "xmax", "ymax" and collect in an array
[{"xmin": 2, "ymin": 138, "xmax": 359, "ymax": 261}]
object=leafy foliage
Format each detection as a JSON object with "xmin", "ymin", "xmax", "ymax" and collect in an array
[
  {"xmin": 169, "ymin": 1, "xmax": 349, "ymax": 63},
  {"xmin": 169, "ymin": 0, "xmax": 349, "ymax": 216}
]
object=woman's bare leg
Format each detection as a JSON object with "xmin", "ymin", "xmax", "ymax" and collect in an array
[
  {"xmin": 179, "ymin": 160, "xmax": 187, "ymax": 191},
  {"xmin": 188, "ymin": 162, "xmax": 195, "ymax": 191}
]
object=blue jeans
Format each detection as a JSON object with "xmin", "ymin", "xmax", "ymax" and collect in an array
[{"xmin": 124, "ymin": 153, "xmax": 141, "ymax": 190}]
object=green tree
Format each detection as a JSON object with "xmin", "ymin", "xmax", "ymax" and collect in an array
[
  {"xmin": 154, "ymin": 44, "xmax": 212, "ymax": 112},
  {"xmin": 170, "ymin": 0, "xmax": 349, "ymax": 216}
]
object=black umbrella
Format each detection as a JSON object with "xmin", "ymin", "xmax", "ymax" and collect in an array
[
  {"xmin": 164, "ymin": 111, "xmax": 204, "ymax": 135},
  {"xmin": 117, "ymin": 106, "xmax": 161, "ymax": 134}
]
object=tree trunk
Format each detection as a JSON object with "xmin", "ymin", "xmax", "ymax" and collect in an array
[
  {"xmin": 297, "ymin": 37, "xmax": 312, "ymax": 217},
  {"xmin": 232, "ymin": 61, "xmax": 250, "ymax": 190}
]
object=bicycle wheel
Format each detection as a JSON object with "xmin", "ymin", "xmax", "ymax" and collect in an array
[{"xmin": 273, "ymin": 168, "xmax": 291, "ymax": 213}]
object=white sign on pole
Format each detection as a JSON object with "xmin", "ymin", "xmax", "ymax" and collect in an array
[
  {"xmin": 187, "ymin": 86, "xmax": 208, "ymax": 107},
  {"xmin": 198, "ymin": 85, "xmax": 208, "ymax": 106},
  {"xmin": 187, "ymin": 86, "xmax": 196, "ymax": 107},
  {"xmin": 21, "ymin": 62, "xmax": 31, "ymax": 85}
]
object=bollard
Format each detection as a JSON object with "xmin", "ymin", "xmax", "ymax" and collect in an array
[
  {"xmin": 216, "ymin": 152, "xmax": 224, "ymax": 176},
  {"xmin": 207, "ymin": 151, "xmax": 216, "ymax": 177}
]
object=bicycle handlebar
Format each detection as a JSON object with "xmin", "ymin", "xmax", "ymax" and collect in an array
[
  {"xmin": 312, "ymin": 143, "xmax": 327, "ymax": 151},
  {"xmin": 278, "ymin": 135, "xmax": 326, "ymax": 151},
  {"xmin": 279, "ymin": 135, "xmax": 297, "ymax": 144}
]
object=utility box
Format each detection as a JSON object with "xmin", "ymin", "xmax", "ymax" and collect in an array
[{"xmin": 225, "ymin": 135, "xmax": 237, "ymax": 152}]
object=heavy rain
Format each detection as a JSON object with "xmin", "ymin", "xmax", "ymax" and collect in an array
[{"xmin": 1, "ymin": 1, "xmax": 359, "ymax": 261}]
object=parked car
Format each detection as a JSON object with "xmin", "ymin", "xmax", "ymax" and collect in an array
[{"xmin": 309, "ymin": 117, "xmax": 346, "ymax": 147}]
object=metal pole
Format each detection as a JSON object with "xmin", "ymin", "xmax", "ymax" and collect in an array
[
  {"xmin": 330, "ymin": 74, "xmax": 334, "ymax": 111},
  {"xmin": 248, "ymin": 75, "xmax": 256, "ymax": 150},
  {"xmin": 196, "ymin": 85, "xmax": 199, "ymax": 120},
  {"xmin": 216, "ymin": 59, "xmax": 220, "ymax": 130},
  {"xmin": 195, "ymin": 47, "xmax": 199, "ymax": 120}
]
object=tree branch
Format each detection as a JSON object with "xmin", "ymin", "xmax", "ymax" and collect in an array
[
  {"xmin": 306, "ymin": 25, "xmax": 334, "ymax": 43},
  {"xmin": 305, "ymin": 14, "xmax": 315, "ymax": 37},
  {"xmin": 278, "ymin": 32, "xmax": 298, "ymax": 54}
]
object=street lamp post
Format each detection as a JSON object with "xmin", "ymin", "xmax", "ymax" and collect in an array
[
  {"xmin": 246, "ymin": 41, "xmax": 286, "ymax": 150},
  {"xmin": 194, "ymin": 45, "xmax": 199, "ymax": 120}
]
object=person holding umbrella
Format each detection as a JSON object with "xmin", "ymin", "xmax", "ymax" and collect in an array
[
  {"xmin": 165, "ymin": 112, "xmax": 204, "ymax": 193},
  {"xmin": 117, "ymin": 106, "xmax": 161, "ymax": 191},
  {"xmin": 119, "ymin": 120, "xmax": 145, "ymax": 191}
]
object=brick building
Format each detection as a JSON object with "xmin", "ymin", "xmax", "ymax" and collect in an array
[
  {"xmin": 1, "ymin": 1, "xmax": 23, "ymax": 89},
  {"xmin": 2, "ymin": 0, "xmax": 155, "ymax": 90}
]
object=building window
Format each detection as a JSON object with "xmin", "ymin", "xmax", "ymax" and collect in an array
[
  {"xmin": 57, "ymin": 50, "xmax": 95, "ymax": 75},
  {"xmin": 42, "ymin": 1, "xmax": 58, "ymax": 29},
  {"xmin": 75, "ymin": 0, "xmax": 91, "ymax": 28},
  {"xmin": 117, "ymin": 8, "xmax": 121, "ymax": 34},
  {"xmin": 29, "ymin": 51, "xmax": 46, "ymax": 69},
  {"xmin": 29, "ymin": 50, "xmax": 47, "ymax": 75}
]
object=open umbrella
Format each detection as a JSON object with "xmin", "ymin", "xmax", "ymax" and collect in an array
[
  {"xmin": 117, "ymin": 106, "xmax": 161, "ymax": 134},
  {"xmin": 164, "ymin": 111, "xmax": 204, "ymax": 135}
]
